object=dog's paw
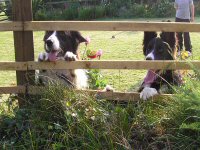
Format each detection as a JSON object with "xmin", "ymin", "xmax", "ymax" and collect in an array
[
  {"xmin": 140, "ymin": 87, "xmax": 158, "ymax": 100},
  {"xmin": 64, "ymin": 52, "xmax": 77, "ymax": 61},
  {"xmin": 102, "ymin": 85, "xmax": 114, "ymax": 92},
  {"xmin": 38, "ymin": 52, "xmax": 48, "ymax": 61}
]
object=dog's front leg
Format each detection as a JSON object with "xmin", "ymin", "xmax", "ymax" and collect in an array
[
  {"xmin": 140, "ymin": 86, "xmax": 158, "ymax": 100},
  {"xmin": 64, "ymin": 52, "xmax": 77, "ymax": 61}
]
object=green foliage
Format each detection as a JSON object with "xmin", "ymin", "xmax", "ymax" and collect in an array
[
  {"xmin": 78, "ymin": 7, "xmax": 95, "ymax": 20},
  {"xmin": 130, "ymin": 4, "xmax": 147, "ymax": 18},
  {"xmin": 87, "ymin": 69, "xmax": 107, "ymax": 89},
  {"xmin": 95, "ymin": 6, "xmax": 106, "ymax": 19},
  {"xmin": 195, "ymin": 3, "xmax": 200, "ymax": 16},
  {"xmin": 62, "ymin": 7, "xmax": 78, "ymax": 20},
  {"xmin": 3, "ymin": 1, "xmax": 11, "ymax": 20},
  {"xmin": 0, "ymin": 2, "xmax": 4, "ymax": 13},
  {"xmin": 32, "ymin": 0, "xmax": 45, "ymax": 20},
  {"xmin": 153, "ymin": 0, "xmax": 175, "ymax": 17}
]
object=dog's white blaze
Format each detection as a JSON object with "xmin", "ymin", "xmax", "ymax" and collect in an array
[
  {"xmin": 146, "ymin": 52, "xmax": 154, "ymax": 60},
  {"xmin": 46, "ymin": 31, "xmax": 60, "ymax": 51},
  {"xmin": 140, "ymin": 87, "xmax": 158, "ymax": 100}
]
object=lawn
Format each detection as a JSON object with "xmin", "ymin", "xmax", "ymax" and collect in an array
[{"xmin": 1, "ymin": 20, "xmax": 200, "ymax": 91}]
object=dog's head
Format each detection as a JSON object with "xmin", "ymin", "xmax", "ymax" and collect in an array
[
  {"xmin": 141, "ymin": 31, "xmax": 178, "ymax": 89},
  {"xmin": 143, "ymin": 31, "xmax": 177, "ymax": 60},
  {"xmin": 43, "ymin": 31, "xmax": 87, "ymax": 58}
]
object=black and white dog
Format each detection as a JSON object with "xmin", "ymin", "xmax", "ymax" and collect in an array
[
  {"xmin": 139, "ymin": 31, "xmax": 182, "ymax": 100},
  {"xmin": 38, "ymin": 31, "xmax": 88, "ymax": 89}
]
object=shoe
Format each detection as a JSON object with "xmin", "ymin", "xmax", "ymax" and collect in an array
[
  {"xmin": 177, "ymin": 51, "xmax": 181, "ymax": 56},
  {"xmin": 187, "ymin": 51, "xmax": 192, "ymax": 57}
]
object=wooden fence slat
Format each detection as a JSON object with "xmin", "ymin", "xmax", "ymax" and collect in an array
[
  {"xmin": 1, "ymin": 21, "xmax": 200, "ymax": 32},
  {"xmin": 0, "ymin": 62, "xmax": 27, "ymax": 70},
  {"xmin": 0, "ymin": 60, "xmax": 199, "ymax": 70},
  {"xmin": 0, "ymin": 86, "xmax": 172, "ymax": 101},
  {"xmin": 25, "ymin": 60, "xmax": 200, "ymax": 70},
  {"xmin": 0, "ymin": 22, "xmax": 23, "ymax": 31},
  {"xmin": 24, "ymin": 21, "xmax": 200, "ymax": 32}
]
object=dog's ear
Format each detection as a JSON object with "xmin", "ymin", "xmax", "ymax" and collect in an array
[
  {"xmin": 43, "ymin": 31, "xmax": 53, "ymax": 41},
  {"xmin": 160, "ymin": 32, "xmax": 176, "ymax": 51},
  {"xmin": 163, "ymin": 42, "xmax": 175, "ymax": 60},
  {"xmin": 70, "ymin": 31, "xmax": 87, "ymax": 43},
  {"xmin": 143, "ymin": 32, "xmax": 157, "ymax": 55}
]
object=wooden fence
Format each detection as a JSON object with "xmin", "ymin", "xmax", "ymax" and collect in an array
[{"xmin": 0, "ymin": 0, "xmax": 200, "ymax": 106}]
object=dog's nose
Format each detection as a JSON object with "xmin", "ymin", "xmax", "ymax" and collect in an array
[
  {"xmin": 46, "ymin": 40, "xmax": 53, "ymax": 47},
  {"xmin": 146, "ymin": 57, "xmax": 153, "ymax": 60}
]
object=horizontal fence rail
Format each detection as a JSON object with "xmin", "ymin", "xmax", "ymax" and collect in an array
[
  {"xmin": 0, "ymin": 86, "xmax": 172, "ymax": 101},
  {"xmin": 0, "ymin": 60, "xmax": 199, "ymax": 70},
  {"xmin": 1, "ymin": 21, "xmax": 200, "ymax": 32},
  {"xmin": 0, "ymin": 21, "xmax": 23, "ymax": 31}
]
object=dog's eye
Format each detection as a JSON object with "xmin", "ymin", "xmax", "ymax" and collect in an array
[{"xmin": 158, "ymin": 46, "xmax": 163, "ymax": 52}]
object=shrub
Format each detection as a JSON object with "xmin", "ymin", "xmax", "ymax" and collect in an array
[
  {"xmin": 4, "ymin": 0, "xmax": 12, "ymax": 20},
  {"xmin": 104, "ymin": 4, "xmax": 118, "ymax": 17},
  {"xmin": 153, "ymin": 0, "xmax": 175, "ymax": 17},
  {"xmin": 34, "ymin": 9, "xmax": 47, "ymax": 21},
  {"xmin": 62, "ymin": 8, "xmax": 78, "ymax": 20},
  {"xmin": 87, "ymin": 69, "xmax": 107, "ymax": 90},
  {"xmin": 78, "ymin": 7, "xmax": 95, "ymax": 20},
  {"xmin": 32, "ymin": 0, "xmax": 44, "ymax": 20},
  {"xmin": 0, "ymin": 2, "xmax": 4, "ymax": 13},
  {"xmin": 130, "ymin": 4, "xmax": 146, "ymax": 18},
  {"xmin": 95, "ymin": 6, "xmax": 106, "ymax": 19},
  {"xmin": 35, "ymin": 8, "xmax": 63, "ymax": 21},
  {"xmin": 195, "ymin": 2, "xmax": 200, "ymax": 16}
]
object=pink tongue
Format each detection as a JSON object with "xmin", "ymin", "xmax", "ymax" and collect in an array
[
  {"xmin": 48, "ymin": 52, "xmax": 57, "ymax": 61},
  {"xmin": 144, "ymin": 70, "xmax": 157, "ymax": 84}
]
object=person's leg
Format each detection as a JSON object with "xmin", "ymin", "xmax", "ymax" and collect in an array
[
  {"xmin": 183, "ymin": 19, "xmax": 192, "ymax": 53},
  {"xmin": 175, "ymin": 18, "xmax": 183, "ymax": 52},
  {"xmin": 177, "ymin": 32, "xmax": 183, "ymax": 51},
  {"xmin": 184, "ymin": 32, "xmax": 192, "ymax": 52}
]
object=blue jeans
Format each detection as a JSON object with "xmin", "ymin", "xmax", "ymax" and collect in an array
[{"xmin": 175, "ymin": 17, "xmax": 192, "ymax": 52}]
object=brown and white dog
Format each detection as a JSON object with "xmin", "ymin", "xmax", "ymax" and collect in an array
[{"xmin": 38, "ymin": 31, "xmax": 88, "ymax": 89}]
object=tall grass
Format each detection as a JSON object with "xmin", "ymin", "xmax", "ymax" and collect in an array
[{"xmin": 0, "ymin": 69, "xmax": 200, "ymax": 149}]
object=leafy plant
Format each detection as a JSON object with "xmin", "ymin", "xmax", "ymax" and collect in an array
[
  {"xmin": 32, "ymin": 0, "xmax": 44, "ymax": 20},
  {"xmin": 87, "ymin": 69, "xmax": 107, "ymax": 90},
  {"xmin": 62, "ymin": 7, "xmax": 78, "ymax": 20}
]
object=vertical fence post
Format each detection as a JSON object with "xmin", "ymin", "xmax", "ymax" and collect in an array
[{"xmin": 12, "ymin": 0, "xmax": 35, "ymax": 107}]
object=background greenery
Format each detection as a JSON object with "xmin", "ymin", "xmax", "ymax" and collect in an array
[{"xmin": 1, "ymin": 0, "xmax": 200, "ymax": 21}]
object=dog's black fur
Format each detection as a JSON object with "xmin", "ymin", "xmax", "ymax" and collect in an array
[
  {"xmin": 38, "ymin": 31, "xmax": 88, "ymax": 89},
  {"xmin": 139, "ymin": 31, "xmax": 182, "ymax": 100}
]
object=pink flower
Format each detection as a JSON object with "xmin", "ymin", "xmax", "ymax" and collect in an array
[
  {"xmin": 96, "ymin": 49, "xmax": 103, "ymax": 57},
  {"xmin": 96, "ymin": 49, "xmax": 103, "ymax": 59},
  {"xmin": 85, "ymin": 36, "xmax": 91, "ymax": 45}
]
